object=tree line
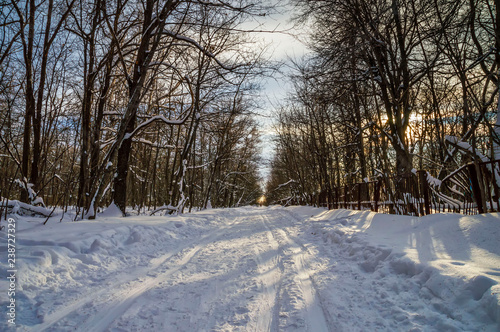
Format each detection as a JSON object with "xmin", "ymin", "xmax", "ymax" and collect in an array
[
  {"xmin": 266, "ymin": 0, "xmax": 499, "ymax": 206},
  {"xmin": 0, "ymin": 0, "xmax": 271, "ymax": 218}
]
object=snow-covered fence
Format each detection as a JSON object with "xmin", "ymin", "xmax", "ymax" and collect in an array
[
  {"xmin": 463, "ymin": 160, "xmax": 500, "ymax": 213},
  {"xmin": 320, "ymin": 173, "xmax": 428, "ymax": 216},
  {"xmin": 319, "ymin": 160, "xmax": 500, "ymax": 216}
]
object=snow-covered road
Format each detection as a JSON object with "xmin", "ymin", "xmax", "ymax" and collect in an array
[
  {"xmin": 50, "ymin": 209, "xmax": 330, "ymax": 331},
  {"xmin": 1, "ymin": 206, "xmax": 499, "ymax": 331}
]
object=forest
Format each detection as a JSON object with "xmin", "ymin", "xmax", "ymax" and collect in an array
[
  {"xmin": 266, "ymin": 0, "xmax": 500, "ymax": 213},
  {"xmin": 0, "ymin": 0, "xmax": 499, "ymax": 218},
  {"xmin": 0, "ymin": 0, "xmax": 271, "ymax": 218}
]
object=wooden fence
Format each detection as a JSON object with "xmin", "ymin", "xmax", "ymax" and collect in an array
[{"xmin": 315, "ymin": 160, "xmax": 500, "ymax": 216}]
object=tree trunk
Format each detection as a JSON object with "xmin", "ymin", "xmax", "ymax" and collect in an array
[
  {"xmin": 113, "ymin": 105, "xmax": 138, "ymax": 215},
  {"xmin": 20, "ymin": 0, "xmax": 36, "ymax": 203}
]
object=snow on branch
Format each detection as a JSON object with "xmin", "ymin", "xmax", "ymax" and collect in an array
[
  {"xmin": 132, "ymin": 137, "xmax": 181, "ymax": 149},
  {"xmin": 127, "ymin": 113, "xmax": 192, "ymax": 140},
  {"xmin": 1, "ymin": 198, "xmax": 51, "ymax": 217},
  {"xmin": 274, "ymin": 179, "xmax": 297, "ymax": 191},
  {"xmin": 13, "ymin": 179, "xmax": 45, "ymax": 207},
  {"xmin": 124, "ymin": 76, "xmax": 194, "ymax": 142},
  {"xmin": 149, "ymin": 204, "xmax": 177, "ymax": 215},
  {"xmin": 187, "ymin": 160, "xmax": 214, "ymax": 169}
]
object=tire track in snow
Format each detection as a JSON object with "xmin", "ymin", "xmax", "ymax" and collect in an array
[
  {"xmin": 264, "ymin": 210, "xmax": 331, "ymax": 332},
  {"xmin": 77, "ymin": 243, "xmax": 209, "ymax": 332},
  {"xmin": 27, "ymin": 249, "xmax": 180, "ymax": 332},
  {"xmin": 142, "ymin": 212, "xmax": 282, "ymax": 332},
  {"xmin": 29, "ymin": 217, "xmax": 241, "ymax": 332},
  {"xmin": 251, "ymin": 214, "xmax": 283, "ymax": 331},
  {"xmin": 75, "ymin": 217, "xmax": 249, "ymax": 332},
  {"xmin": 28, "ymin": 208, "xmax": 331, "ymax": 332},
  {"xmin": 276, "ymin": 210, "xmax": 338, "ymax": 332}
]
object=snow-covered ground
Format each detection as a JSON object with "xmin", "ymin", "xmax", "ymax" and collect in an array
[{"xmin": 1, "ymin": 206, "xmax": 499, "ymax": 331}]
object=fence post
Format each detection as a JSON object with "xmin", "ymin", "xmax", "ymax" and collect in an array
[
  {"xmin": 325, "ymin": 190, "xmax": 330, "ymax": 210},
  {"xmin": 356, "ymin": 183, "xmax": 360, "ymax": 210},
  {"xmin": 344, "ymin": 185, "xmax": 348, "ymax": 209},
  {"xmin": 417, "ymin": 170, "xmax": 431, "ymax": 215},
  {"xmin": 334, "ymin": 187, "xmax": 338, "ymax": 209},
  {"xmin": 467, "ymin": 163, "xmax": 484, "ymax": 214},
  {"xmin": 373, "ymin": 180, "xmax": 380, "ymax": 212},
  {"xmin": 493, "ymin": 161, "xmax": 500, "ymax": 212}
]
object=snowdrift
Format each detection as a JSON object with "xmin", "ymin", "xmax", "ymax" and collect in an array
[{"xmin": 0, "ymin": 206, "xmax": 499, "ymax": 331}]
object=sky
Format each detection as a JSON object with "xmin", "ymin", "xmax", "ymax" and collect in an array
[{"xmin": 243, "ymin": 2, "xmax": 311, "ymax": 183}]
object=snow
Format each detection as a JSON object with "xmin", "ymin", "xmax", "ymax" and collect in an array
[
  {"xmin": 425, "ymin": 171, "xmax": 442, "ymax": 188},
  {"xmin": 0, "ymin": 199, "xmax": 52, "ymax": 217},
  {"xmin": 100, "ymin": 202, "xmax": 123, "ymax": 217},
  {"xmin": 13, "ymin": 180, "xmax": 38, "ymax": 204},
  {"xmin": 130, "ymin": 114, "xmax": 192, "ymax": 138},
  {"xmin": 1, "ymin": 206, "xmax": 499, "ymax": 331},
  {"xmin": 445, "ymin": 135, "xmax": 489, "ymax": 163}
]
